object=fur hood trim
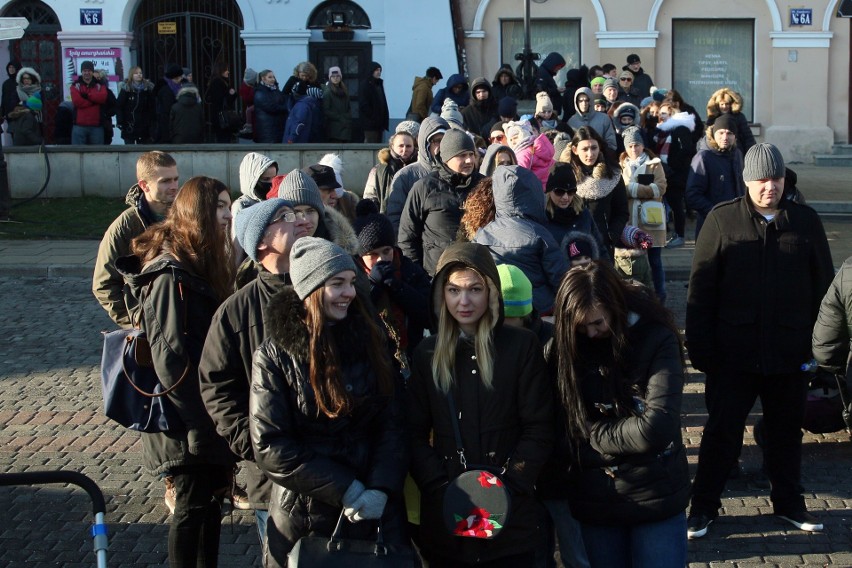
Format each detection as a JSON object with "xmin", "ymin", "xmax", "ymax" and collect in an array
[
  {"xmin": 562, "ymin": 230, "xmax": 601, "ymax": 261},
  {"xmin": 377, "ymin": 147, "xmax": 392, "ymax": 165},
  {"xmin": 264, "ymin": 287, "xmax": 310, "ymax": 361},
  {"xmin": 16, "ymin": 67, "xmax": 40, "ymax": 84},
  {"xmin": 656, "ymin": 111, "xmax": 696, "ymax": 133},
  {"xmin": 177, "ymin": 84, "xmax": 199, "ymax": 99},
  {"xmin": 324, "ymin": 207, "xmax": 360, "ymax": 255},
  {"xmin": 120, "ymin": 79, "xmax": 155, "ymax": 92}
]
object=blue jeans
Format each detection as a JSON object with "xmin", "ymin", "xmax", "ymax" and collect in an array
[
  {"xmin": 255, "ymin": 509, "xmax": 268, "ymax": 546},
  {"xmin": 544, "ymin": 499, "xmax": 590, "ymax": 568},
  {"xmin": 580, "ymin": 512, "xmax": 686, "ymax": 568},
  {"xmin": 72, "ymin": 125, "xmax": 104, "ymax": 145},
  {"xmin": 647, "ymin": 247, "xmax": 666, "ymax": 305}
]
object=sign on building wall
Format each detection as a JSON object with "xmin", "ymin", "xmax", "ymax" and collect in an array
[
  {"xmin": 80, "ymin": 9, "xmax": 102, "ymax": 26},
  {"xmin": 63, "ymin": 47, "xmax": 125, "ymax": 100},
  {"xmin": 672, "ymin": 20, "xmax": 754, "ymax": 121},
  {"xmin": 790, "ymin": 9, "xmax": 812, "ymax": 26}
]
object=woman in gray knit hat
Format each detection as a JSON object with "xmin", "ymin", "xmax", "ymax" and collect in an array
[{"xmin": 249, "ymin": 236, "xmax": 408, "ymax": 566}]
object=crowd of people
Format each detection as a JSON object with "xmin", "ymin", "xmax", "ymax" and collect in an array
[{"xmin": 87, "ymin": 50, "xmax": 845, "ymax": 568}]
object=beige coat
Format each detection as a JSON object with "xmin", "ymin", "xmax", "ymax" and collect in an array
[{"xmin": 619, "ymin": 152, "xmax": 667, "ymax": 248}]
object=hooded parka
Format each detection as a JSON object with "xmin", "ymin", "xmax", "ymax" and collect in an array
[
  {"xmin": 472, "ymin": 166, "xmax": 568, "ymax": 313},
  {"xmin": 566, "ymin": 87, "xmax": 617, "ymax": 151},
  {"xmin": 407, "ymin": 242, "xmax": 554, "ymax": 565}
]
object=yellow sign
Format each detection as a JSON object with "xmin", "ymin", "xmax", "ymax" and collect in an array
[{"xmin": 157, "ymin": 22, "xmax": 176, "ymax": 35}]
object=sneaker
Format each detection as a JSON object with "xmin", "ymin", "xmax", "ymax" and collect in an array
[
  {"xmin": 230, "ymin": 483, "xmax": 251, "ymax": 510},
  {"xmin": 777, "ymin": 509, "xmax": 823, "ymax": 532},
  {"xmin": 164, "ymin": 476, "xmax": 176, "ymax": 515},
  {"xmin": 687, "ymin": 513, "xmax": 715, "ymax": 539},
  {"xmin": 666, "ymin": 235, "xmax": 685, "ymax": 249}
]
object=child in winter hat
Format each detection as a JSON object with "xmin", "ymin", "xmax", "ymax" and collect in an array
[
  {"xmin": 289, "ymin": 237, "xmax": 356, "ymax": 300},
  {"xmin": 497, "ymin": 264, "xmax": 533, "ymax": 320},
  {"xmin": 440, "ymin": 99, "xmax": 465, "ymax": 129}
]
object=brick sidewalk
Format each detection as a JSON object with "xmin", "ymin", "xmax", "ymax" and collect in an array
[{"xmin": 0, "ymin": 276, "xmax": 850, "ymax": 566}]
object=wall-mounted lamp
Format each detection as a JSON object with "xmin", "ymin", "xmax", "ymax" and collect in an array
[{"xmin": 331, "ymin": 12, "xmax": 345, "ymax": 26}]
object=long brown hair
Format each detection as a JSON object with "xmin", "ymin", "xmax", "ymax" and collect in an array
[
  {"xmin": 304, "ymin": 288, "xmax": 394, "ymax": 418},
  {"xmin": 132, "ymin": 176, "xmax": 234, "ymax": 300},
  {"xmin": 553, "ymin": 262, "xmax": 682, "ymax": 440},
  {"xmin": 569, "ymin": 126, "xmax": 616, "ymax": 179},
  {"xmin": 458, "ymin": 177, "xmax": 495, "ymax": 241}
]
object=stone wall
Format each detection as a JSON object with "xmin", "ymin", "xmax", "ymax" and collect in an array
[{"xmin": 4, "ymin": 144, "xmax": 384, "ymax": 199}]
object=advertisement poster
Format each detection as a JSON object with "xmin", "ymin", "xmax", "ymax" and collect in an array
[{"xmin": 63, "ymin": 47, "xmax": 125, "ymax": 91}]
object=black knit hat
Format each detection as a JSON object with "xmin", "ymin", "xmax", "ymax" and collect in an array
[
  {"xmin": 80, "ymin": 60, "xmax": 95, "ymax": 72},
  {"xmin": 302, "ymin": 164, "xmax": 341, "ymax": 190},
  {"xmin": 353, "ymin": 199, "xmax": 396, "ymax": 254},
  {"xmin": 546, "ymin": 163, "xmax": 578, "ymax": 193},
  {"xmin": 165, "ymin": 64, "xmax": 183, "ymax": 79},
  {"xmin": 713, "ymin": 114, "xmax": 738, "ymax": 135}
]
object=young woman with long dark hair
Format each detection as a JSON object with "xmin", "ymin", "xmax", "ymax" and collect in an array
[
  {"xmin": 249, "ymin": 237, "xmax": 408, "ymax": 567},
  {"xmin": 551, "ymin": 261, "xmax": 690, "ymax": 567},
  {"xmin": 117, "ymin": 176, "xmax": 236, "ymax": 567}
]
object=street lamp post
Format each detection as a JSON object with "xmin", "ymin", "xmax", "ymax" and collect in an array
[{"xmin": 514, "ymin": 0, "xmax": 539, "ymax": 100}]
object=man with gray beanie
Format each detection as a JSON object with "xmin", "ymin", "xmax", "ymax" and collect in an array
[
  {"xmin": 398, "ymin": 128, "xmax": 484, "ymax": 275},
  {"xmin": 685, "ymin": 142, "xmax": 834, "ymax": 539},
  {"xmin": 199, "ymin": 197, "xmax": 309, "ymax": 546}
]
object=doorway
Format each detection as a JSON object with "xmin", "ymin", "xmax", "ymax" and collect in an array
[
  {"xmin": 309, "ymin": 42, "xmax": 371, "ymax": 142},
  {"xmin": 131, "ymin": 0, "xmax": 245, "ymax": 141}
]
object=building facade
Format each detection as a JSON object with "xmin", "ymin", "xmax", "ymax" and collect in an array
[{"xmin": 0, "ymin": 0, "xmax": 848, "ymax": 161}]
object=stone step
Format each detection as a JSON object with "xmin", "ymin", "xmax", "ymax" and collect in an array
[
  {"xmin": 813, "ymin": 154, "xmax": 852, "ymax": 167},
  {"xmin": 832, "ymin": 144, "xmax": 852, "ymax": 155}
]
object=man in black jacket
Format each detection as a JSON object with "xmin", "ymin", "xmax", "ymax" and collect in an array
[
  {"xmin": 398, "ymin": 129, "xmax": 483, "ymax": 276},
  {"xmin": 685, "ymin": 143, "xmax": 834, "ymax": 539},
  {"xmin": 198, "ymin": 196, "xmax": 309, "ymax": 545}
]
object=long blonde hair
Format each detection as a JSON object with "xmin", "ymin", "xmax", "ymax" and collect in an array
[{"xmin": 431, "ymin": 266, "xmax": 495, "ymax": 393}]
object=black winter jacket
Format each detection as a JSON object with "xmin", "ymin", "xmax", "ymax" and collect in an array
[
  {"xmin": 253, "ymin": 82, "xmax": 288, "ymax": 143},
  {"xmin": 686, "ymin": 134, "xmax": 745, "ymax": 222},
  {"xmin": 359, "ymin": 75, "xmax": 389, "ymax": 132},
  {"xmin": 407, "ymin": 243, "xmax": 553, "ymax": 564},
  {"xmin": 398, "ymin": 166, "xmax": 483, "ymax": 276},
  {"xmin": 564, "ymin": 317, "xmax": 690, "ymax": 525},
  {"xmin": 812, "ymin": 256, "xmax": 852, "ymax": 380},
  {"xmin": 116, "ymin": 80, "xmax": 156, "ymax": 143},
  {"xmin": 153, "ymin": 77, "xmax": 178, "ymax": 143},
  {"xmin": 116, "ymin": 254, "xmax": 236, "ymax": 476},
  {"xmin": 169, "ymin": 85, "xmax": 203, "ymax": 143},
  {"xmin": 199, "ymin": 270, "xmax": 289, "ymax": 508},
  {"xmin": 686, "ymin": 196, "xmax": 834, "ymax": 376},
  {"xmin": 250, "ymin": 287, "xmax": 408, "ymax": 562}
]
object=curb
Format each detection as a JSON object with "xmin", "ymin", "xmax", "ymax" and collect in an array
[{"xmin": 4, "ymin": 265, "xmax": 93, "ymax": 278}]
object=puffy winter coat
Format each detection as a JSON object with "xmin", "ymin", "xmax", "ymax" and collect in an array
[
  {"xmin": 812, "ymin": 256, "xmax": 852, "ymax": 379},
  {"xmin": 407, "ymin": 242, "xmax": 553, "ymax": 565},
  {"xmin": 544, "ymin": 203, "xmax": 606, "ymax": 258},
  {"xmin": 359, "ymin": 74, "xmax": 389, "ymax": 132},
  {"xmin": 284, "ymin": 90, "xmax": 322, "ymax": 143},
  {"xmin": 398, "ymin": 164, "xmax": 483, "ymax": 275},
  {"xmin": 70, "ymin": 77, "xmax": 108, "ymax": 127},
  {"xmin": 250, "ymin": 287, "xmax": 408, "ymax": 564},
  {"xmin": 116, "ymin": 254, "xmax": 237, "ymax": 476},
  {"xmin": 461, "ymin": 77, "xmax": 498, "ymax": 137},
  {"xmin": 385, "ymin": 116, "xmax": 450, "ymax": 231},
  {"xmin": 409, "ymin": 76, "xmax": 435, "ymax": 121},
  {"xmin": 513, "ymin": 133, "xmax": 555, "ymax": 189},
  {"xmin": 363, "ymin": 147, "xmax": 413, "ymax": 213},
  {"xmin": 685, "ymin": 133, "xmax": 745, "ymax": 234},
  {"xmin": 253, "ymin": 82, "xmax": 288, "ymax": 143},
  {"xmin": 473, "ymin": 165, "xmax": 568, "ymax": 313},
  {"xmin": 322, "ymin": 81, "xmax": 352, "ymax": 142},
  {"xmin": 566, "ymin": 316, "xmax": 691, "ymax": 525},
  {"xmin": 169, "ymin": 84, "xmax": 203, "ymax": 143},
  {"xmin": 567, "ymin": 87, "xmax": 617, "ymax": 151},
  {"xmin": 491, "ymin": 67, "xmax": 524, "ymax": 103},
  {"xmin": 116, "ymin": 80, "xmax": 156, "ymax": 143},
  {"xmin": 575, "ymin": 163, "xmax": 629, "ymax": 253},
  {"xmin": 430, "ymin": 74, "xmax": 469, "ymax": 114}
]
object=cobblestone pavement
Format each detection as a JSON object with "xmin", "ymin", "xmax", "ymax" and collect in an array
[{"xmin": 1, "ymin": 276, "xmax": 850, "ymax": 567}]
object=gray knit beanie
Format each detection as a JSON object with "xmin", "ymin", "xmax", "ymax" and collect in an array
[
  {"xmin": 275, "ymin": 169, "xmax": 325, "ymax": 213},
  {"xmin": 395, "ymin": 120, "xmax": 420, "ymax": 140},
  {"xmin": 289, "ymin": 237, "xmax": 356, "ymax": 300},
  {"xmin": 440, "ymin": 99, "xmax": 464, "ymax": 129},
  {"xmin": 235, "ymin": 198, "xmax": 293, "ymax": 262},
  {"xmin": 743, "ymin": 143, "xmax": 785, "ymax": 182},
  {"xmin": 621, "ymin": 126, "xmax": 644, "ymax": 147},
  {"xmin": 438, "ymin": 129, "xmax": 476, "ymax": 162}
]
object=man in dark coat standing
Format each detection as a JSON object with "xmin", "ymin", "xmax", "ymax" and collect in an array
[
  {"xmin": 534, "ymin": 52, "xmax": 565, "ymax": 117},
  {"xmin": 360, "ymin": 61, "xmax": 389, "ymax": 143},
  {"xmin": 685, "ymin": 143, "xmax": 834, "ymax": 540}
]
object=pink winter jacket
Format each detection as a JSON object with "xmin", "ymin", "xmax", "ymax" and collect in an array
[{"xmin": 514, "ymin": 134, "xmax": 554, "ymax": 190}]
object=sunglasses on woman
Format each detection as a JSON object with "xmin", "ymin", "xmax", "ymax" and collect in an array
[
  {"xmin": 490, "ymin": 133, "xmax": 506, "ymax": 143},
  {"xmin": 551, "ymin": 187, "xmax": 577, "ymax": 197}
]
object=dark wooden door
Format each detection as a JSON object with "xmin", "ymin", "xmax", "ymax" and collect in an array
[{"xmin": 309, "ymin": 41, "xmax": 371, "ymax": 142}]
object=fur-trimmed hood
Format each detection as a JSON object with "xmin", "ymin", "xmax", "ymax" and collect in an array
[
  {"xmin": 656, "ymin": 111, "xmax": 696, "ymax": 134},
  {"xmin": 376, "ymin": 147, "xmax": 392, "ymax": 165},
  {"xmin": 263, "ymin": 286, "xmax": 311, "ymax": 361},
  {"xmin": 120, "ymin": 78, "xmax": 155, "ymax": 92},
  {"xmin": 323, "ymin": 206, "xmax": 360, "ymax": 255},
  {"xmin": 176, "ymin": 84, "xmax": 200, "ymax": 104},
  {"xmin": 706, "ymin": 87, "xmax": 744, "ymax": 118},
  {"xmin": 562, "ymin": 229, "xmax": 601, "ymax": 261},
  {"xmin": 16, "ymin": 67, "xmax": 40, "ymax": 85}
]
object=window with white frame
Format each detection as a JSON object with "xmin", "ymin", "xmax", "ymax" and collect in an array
[{"xmin": 672, "ymin": 19, "xmax": 754, "ymax": 121}]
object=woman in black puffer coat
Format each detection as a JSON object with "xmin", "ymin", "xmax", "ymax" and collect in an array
[
  {"xmin": 250, "ymin": 237, "xmax": 408, "ymax": 568},
  {"xmin": 116, "ymin": 66, "xmax": 156, "ymax": 144},
  {"xmin": 551, "ymin": 262, "xmax": 690, "ymax": 568}
]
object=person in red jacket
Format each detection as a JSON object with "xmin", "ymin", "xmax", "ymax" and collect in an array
[{"xmin": 70, "ymin": 60, "xmax": 109, "ymax": 145}]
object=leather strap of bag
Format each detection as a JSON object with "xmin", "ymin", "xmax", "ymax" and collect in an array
[
  {"xmin": 447, "ymin": 390, "xmax": 468, "ymax": 470},
  {"xmin": 124, "ymin": 278, "xmax": 191, "ymax": 398},
  {"xmin": 329, "ymin": 511, "xmax": 387, "ymax": 554}
]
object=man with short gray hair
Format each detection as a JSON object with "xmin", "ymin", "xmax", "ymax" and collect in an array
[{"xmin": 685, "ymin": 143, "xmax": 834, "ymax": 539}]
